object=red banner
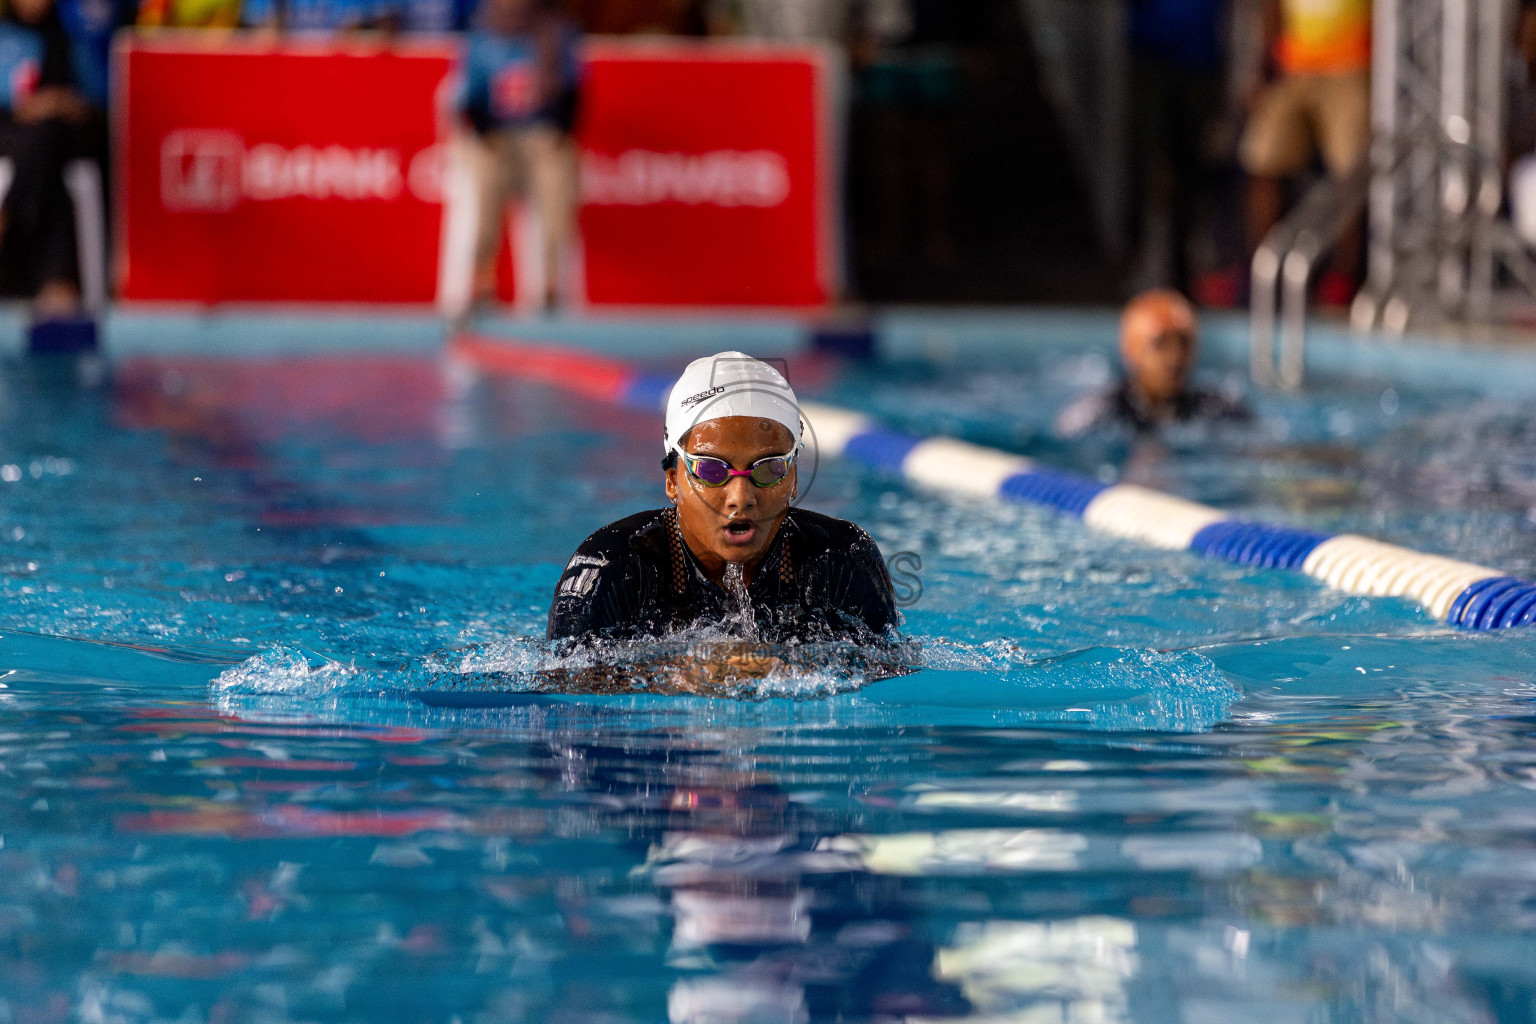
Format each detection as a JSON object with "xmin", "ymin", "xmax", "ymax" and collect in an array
[
  {"xmin": 117, "ymin": 37, "xmax": 455, "ymax": 304},
  {"xmin": 116, "ymin": 36, "xmax": 838, "ymax": 307},
  {"xmin": 574, "ymin": 40, "xmax": 838, "ymax": 307}
]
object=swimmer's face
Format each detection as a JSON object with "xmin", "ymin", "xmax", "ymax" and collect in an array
[
  {"xmin": 1121, "ymin": 290, "xmax": 1198, "ymax": 405},
  {"xmin": 666, "ymin": 416, "xmax": 797, "ymax": 572},
  {"xmin": 1126, "ymin": 327, "xmax": 1195, "ymax": 404}
]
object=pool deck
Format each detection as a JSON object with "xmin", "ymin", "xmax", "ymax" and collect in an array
[{"xmin": 1, "ymin": 302, "xmax": 1534, "ymax": 399}]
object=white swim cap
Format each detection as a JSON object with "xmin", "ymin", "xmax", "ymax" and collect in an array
[{"xmin": 664, "ymin": 351, "xmax": 802, "ymax": 453}]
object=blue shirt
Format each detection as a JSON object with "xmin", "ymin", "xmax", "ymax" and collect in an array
[
  {"xmin": 0, "ymin": 23, "xmax": 43, "ymax": 111},
  {"xmin": 240, "ymin": 0, "xmax": 369, "ymax": 31},
  {"xmin": 57, "ymin": 0, "xmax": 134, "ymax": 106},
  {"xmin": 1129, "ymin": 0, "xmax": 1224, "ymax": 70},
  {"xmin": 455, "ymin": 23, "xmax": 580, "ymax": 132},
  {"xmin": 374, "ymin": 0, "xmax": 472, "ymax": 32}
]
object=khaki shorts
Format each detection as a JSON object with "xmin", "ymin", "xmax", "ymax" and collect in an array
[
  {"xmin": 459, "ymin": 125, "xmax": 578, "ymax": 276},
  {"xmin": 1240, "ymin": 70, "xmax": 1370, "ymax": 178}
]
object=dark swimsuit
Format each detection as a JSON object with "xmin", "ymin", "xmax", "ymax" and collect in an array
[
  {"xmin": 547, "ymin": 507, "xmax": 898, "ymax": 643},
  {"xmin": 1059, "ymin": 379, "xmax": 1253, "ymax": 436}
]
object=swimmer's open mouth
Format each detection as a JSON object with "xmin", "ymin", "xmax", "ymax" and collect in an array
[{"xmin": 723, "ymin": 519, "xmax": 757, "ymax": 545}]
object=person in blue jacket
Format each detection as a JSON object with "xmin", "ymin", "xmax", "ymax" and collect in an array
[
  {"xmin": 0, "ymin": 0, "xmax": 96, "ymax": 314},
  {"xmin": 454, "ymin": 0, "xmax": 580, "ymax": 311}
]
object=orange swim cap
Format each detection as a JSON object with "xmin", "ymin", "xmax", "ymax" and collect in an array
[{"xmin": 1120, "ymin": 289, "xmax": 1198, "ymax": 364}]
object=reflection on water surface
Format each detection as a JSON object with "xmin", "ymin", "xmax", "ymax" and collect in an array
[{"xmin": 0, "ymin": 348, "xmax": 1532, "ymax": 1021}]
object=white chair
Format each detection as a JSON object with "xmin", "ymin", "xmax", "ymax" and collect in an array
[{"xmin": 0, "ymin": 154, "xmax": 109, "ymax": 310}]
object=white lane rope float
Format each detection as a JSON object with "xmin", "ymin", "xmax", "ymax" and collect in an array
[
  {"xmin": 795, "ymin": 402, "xmax": 1536, "ymax": 631},
  {"xmin": 450, "ymin": 336, "xmax": 1536, "ymax": 630}
]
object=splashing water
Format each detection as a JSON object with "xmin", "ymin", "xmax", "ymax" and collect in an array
[
  {"xmin": 208, "ymin": 629, "xmax": 1240, "ymax": 735},
  {"xmin": 721, "ymin": 559, "xmax": 758, "ymax": 639},
  {"xmin": 5, "ymin": 345, "xmax": 1536, "ymax": 1023}
]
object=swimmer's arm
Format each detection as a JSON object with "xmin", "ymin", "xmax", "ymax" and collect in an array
[
  {"xmin": 832, "ymin": 528, "xmax": 901, "ymax": 636},
  {"xmin": 546, "ymin": 548, "xmax": 641, "ymax": 641},
  {"xmin": 526, "ymin": 641, "xmax": 917, "ymax": 697},
  {"xmin": 1054, "ymin": 391, "xmax": 1113, "ymax": 439},
  {"xmin": 525, "ymin": 645, "xmax": 779, "ymax": 697}
]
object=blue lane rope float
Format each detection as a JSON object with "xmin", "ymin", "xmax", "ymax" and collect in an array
[
  {"xmin": 1188, "ymin": 521, "xmax": 1331, "ymax": 570},
  {"xmin": 797, "ymin": 401, "xmax": 1536, "ymax": 631},
  {"xmin": 447, "ymin": 337, "xmax": 1535, "ymax": 631}
]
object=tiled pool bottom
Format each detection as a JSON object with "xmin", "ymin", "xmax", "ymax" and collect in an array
[{"xmin": 0, "ymin": 321, "xmax": 1534, "ymax": 1022}]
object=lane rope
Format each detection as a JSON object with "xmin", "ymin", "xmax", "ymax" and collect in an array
[
  {"xmin": 799, "ymin": 400, "xmax": 1536, "ymax": 630},
  {"xmin": 450, "ymin": 336, "xmax": 1536, "ymax": 630}
]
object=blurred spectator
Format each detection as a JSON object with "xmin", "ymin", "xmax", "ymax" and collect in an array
[
  {"xmin": 705, "ymin": 0, "xmax": 853, "ymax": 39},
  {"xmin": 570, "ymin": 0, "xmax": 704, "ymax": 34},
  {"xmin": 371, "ymin": 0, "xmax": 475, "ymax": 32},
  {"xmin": 1509, "ymin": 0, "xmax": 1536, "ymax": 161},
  {"xmin": 57, "ymin": 0, "xmax": 136, "ymax": 108},
  {"xmin": 1126, "ymin": 0, "xmax": 1228, "ymax": 296},
  {"xmin": 454, "ymin": 0, "xmax": 580, "ymax": 310},
  {"xmin": 241, "ymin": 0, "xmax": 474, "ymax": 34},
  {"xmin": 1240, "ymin": 0, "xmax": 1370, "ymax": 305},
  {"xmin": 849, "ymin": 0, "xmax": 963, "ymax": 272},
  {"xmin": 239, "ymin": 0, "xmax": 367, "ymax": 31},
  {"xmin": 0, "ymin": 0, "xmax": 94, "ymax": 314},
  {"xmin": 136, "ymin": 0, "xmax": 238, "ymax": 27},
  {"xmin": 1055, "ymin": 289, "xmax": 1249, "ymax": 437}
]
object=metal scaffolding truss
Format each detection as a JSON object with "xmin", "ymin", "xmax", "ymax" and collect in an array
[{"xmin": 1353, "ymin": 0, "xmax": 1536, "ymax": 334}]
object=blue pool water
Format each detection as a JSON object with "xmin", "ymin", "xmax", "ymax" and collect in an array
[{"xmin": 3, "ymin": 321, "xmax": 1536, "ymax": 1022}]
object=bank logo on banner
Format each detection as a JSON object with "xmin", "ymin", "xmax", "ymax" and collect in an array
[
  {"xmin": 160, "ymin": 129, "xmax": 243, "ymax": 212},
  {"xmin": 581, "ymin": 150, "xmax": 791, "ymax": 209},
  {"xmin": 159, "ymin": 129, "xmax": 443, "ymax": 213}
]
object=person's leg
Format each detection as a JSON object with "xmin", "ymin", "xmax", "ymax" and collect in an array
[
  {"xmin": 1240, "ymin": 74, "xmax": 1314, "ymax": 255},
  {"xmin": 66, "ymin": 110, "xmax": 112, "ymax": 299},
  {"xmin": 1167, "ymin": 67, "xmax": 1225, "ymax": 295},
  {"xmin": 1128, "ymin": 55, "xmax": 1171, "ymax": 290},
  {"xmin": 1314, "ymin": 70, "xmax": 1370, "ymax": 180},
  {"xmin": 912, "ymin": 50, "xmax": 959, "ymax": 269},
  {"xmin": 0, "ymin": 117, "xmax": 78, "ymax": 309},
  {"xmin": 1245, "ymin": 175, "xmax": 1286, "ymax": 256},
  {"xmin": 863, "ymin": 105, "xmax": 907, "ymax": 268},
  {"xmin": 520, "ymin": 124, "xmax": 577, "ymax": 309},
  {"xmin": 1312, "ymin": 70, "xmax": 1370, "ymax": 297},
  {"xmin": 467, "ymin": 129, "xmax": 519, "ymax": 305},
  {"xmin": 1163, "ymin": 65, "xmax": 1212, "ymax": 294}
]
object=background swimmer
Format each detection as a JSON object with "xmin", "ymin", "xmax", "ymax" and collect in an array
[{"xmin": 1056, "ymin": 290, "xmax": 1251, "ymax": 438}]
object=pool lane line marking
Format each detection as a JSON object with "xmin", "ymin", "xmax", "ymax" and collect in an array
[
  {"xmin": 450, "ymin": 334, "xmax": 642, "ymax": 404},
  {"xmin": 799, "ymin": 401, "xmax": 1536, "ymax": 631},
  {"xmin": 448, "ymin": 335, "xmax": 1536, "ymax": 631}
]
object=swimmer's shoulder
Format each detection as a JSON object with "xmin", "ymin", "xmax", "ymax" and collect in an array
[
  {"xmin": 784, "ymin": 508, "xmax": 880, "ymax": 560},
  {"xmin": 549, "ymin": 510, "xmax": 671, "ymax": 637},
  {"xmin": 783, "ymin": 509, "xmax": 897, "ymax": 630},
  {"xmin": 1054, "ymin": 385, "xmax": 1127, "ymax": 438},
  {"xmin": 567, "ymin": 508, "xmax": 671, "ymax": 564},
  {"xmin": 1185, "ymin": 384, "xmax": 1254, "ymax": 423}
]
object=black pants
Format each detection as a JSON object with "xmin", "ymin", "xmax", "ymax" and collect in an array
[
  {"xmin": 1128, "ymin": 56, "xmax": 1224, "ymax": 295},
  {"xmin": 0, "ymin": 113, "xmax": 100, "ymax": 298}
]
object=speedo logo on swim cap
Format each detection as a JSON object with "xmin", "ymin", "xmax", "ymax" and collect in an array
[{"xmin": 678, "ymin": 386, "xmax": 726, "ymax": 408}]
